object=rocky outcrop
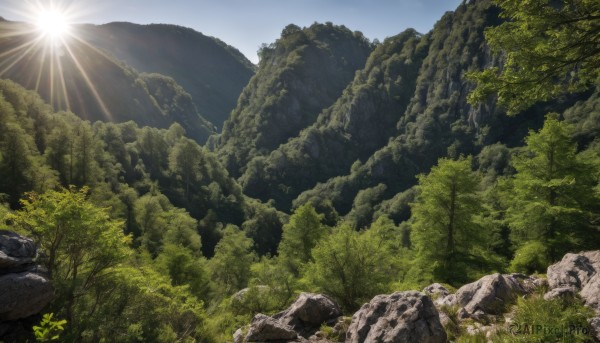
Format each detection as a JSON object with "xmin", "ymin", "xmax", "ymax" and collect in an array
[
  {"xmin": 0, "ymin": 231, "xmax": 37, "ymax": 271},
  {"xmin": 454, "ymin": 273, "xmax": 527, "ymax": 319},
  {"xmin": 236, "ymin": 293, "xmax": 342, "ymax": 343},
  {"xmin": 275, "ymin": 293, "xmax": 342, "ymax": 337},
  {"xmin": 0, "ymin": 231, "xmax": 54, "ymax": 339},
  {"xmin": 245, "ymin": 314, "xmax": 298, "ymax": 342},
  {"xmin": 589, "ymin": 317, "xmax": 600, "ymax": 341},
  {"xmin": 546, "ymin": 251, "xmax": 600, "ymax": 312},
  {"xmin": 345, "ymin": 291, "xmax": 446, "ymax": 343},
  {"xmin": 543, "ymin": 287, "xmax": 576, "ymax": 301}
]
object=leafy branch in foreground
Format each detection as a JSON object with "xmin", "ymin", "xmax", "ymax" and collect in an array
[{"xmin": 468, "ymin": 0, "xmax": 600, "ymax": 114}]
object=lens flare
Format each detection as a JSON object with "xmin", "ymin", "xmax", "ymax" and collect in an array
[
  {"xmin": 36, "ymin": 10, "xmax": 70, "ymax": 39},
  {"xmin": 0, "ymin": 0, "xmax": 115, "ymax": 120}
]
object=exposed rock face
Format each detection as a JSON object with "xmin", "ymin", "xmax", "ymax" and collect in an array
[
  {"xmin": 546, "ymin": 251, "xmax": 600, "ymax": 312},
  {"xmin": 454, "ymin": 273, "xmax": 526, "ymax": 319},
  {"xmin": 543, "ymin": 287, "xmax": 576, "ymax": 301},
  {"xmin": 236, "ymin": 293, "xmax": 342, "ymax": 342},
  {"xmin": 276, "ymin": 293, "xmax": 342, "ymax": 337},
  {"xmin": 0, "ymin": 231, "xmax": 54, "ymax": 339},
  {"xmin": 589, "ymin": 317, "xmax": 600, "ymax": 341},
  {"xmin": 0, "ymin": 230, "xmax": 37, "ymax": 271},
  {"xmin": 0, "ymin": 272, "xmax": 54, "ymax": 321},
  {"xmin": 423, "ymin": 283, "xmax": 455, "ymax": 308},
  {"xmin": 345, "ymin": 291, "xmax": 446, "ymax": 343},
  {"xmin": 245, "ymin": 314, "xmax": 297, "ymax": 342}
]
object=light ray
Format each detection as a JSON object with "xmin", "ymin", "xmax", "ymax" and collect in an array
[
  {"xmin": 61, "ymin": 40, "xmax": 113, "ymax": 120},
  {"xmin": 0, "ymin": 0, "xmax": 117, "ymax": 122}
]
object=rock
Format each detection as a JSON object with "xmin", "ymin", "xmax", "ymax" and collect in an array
[
  {"xmin": 509, "ymin": 273, "xmax": 548, "ymax": 293},
  {"xmin": 0, "ymin": 271, "xmax": 54, "ymax": 321},
  {"xmin": 455, "ymin": 273, "xmax": 526, "ymax": 318},
  {"xmin": 345, "ymin": 291, "xmax": 446, "ymax": 343},
  {"xmin": 233, "ymin": 327, "xmax": 245, "ymax": 343},
  {"xmin": 423, "ymin": 283, "xmax": 451, "ymax": 298},
  {"xmin": 547, "ymin": 251, "xmax": 600, "ymax": 290},
  {"xmin": 589, "ymin": 317, "xmax": 600, "ymax": 341},
  {"xmin": 276, "ymin": 293, "xmax": 342, "ymax": 337},
  {"xmin": 580, "ymin": 273, "xmax": 600, "ymax": 313},
  {"xmin": 546, "ymin": 251, "xmax": 600, "ymax": 312},
  {"xmin": 0, "ymin": 230, "xmax": 37, "ymax": 271},
  {"xmin": 543, "ymin": 287, "xmax": 577, "ymax": 301},
  {"xmin": 245, "ymin": 314, "xmax": 298, "ymax": 342}
]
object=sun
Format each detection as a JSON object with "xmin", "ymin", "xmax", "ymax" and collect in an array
[{"xmin": 36, "ymin": 10, "xmax": 71, "ymax": 39}]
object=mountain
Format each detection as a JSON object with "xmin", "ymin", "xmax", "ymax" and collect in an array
[
  {"xmin": 292, "ymin": 0, "xmax": 588, "ymax": 221},
  {"xmin": 79, "ymin": 22, "xmax": 255, "ymax": 129},
  {"xmin": 238, "ymin": 28, "xmax": 429, "ymax": 210},
  {"xmin": 213, "ymin": 23, "xmax": 374, "ymax": 177},
  {"xmin": 0, "ymin": 19, "xmax": 215, "ymax": 142}
]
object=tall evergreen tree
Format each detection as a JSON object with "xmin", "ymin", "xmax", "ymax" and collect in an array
[
  {"xmin": 411, "ymin": 156, "xmax": 487, "ymax": 285},
  {"xmin": 507, "ymin": 114, "xmax": 599, "ymax": 263}
]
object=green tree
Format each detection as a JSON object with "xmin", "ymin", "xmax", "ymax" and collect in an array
[
  {"xmin": 277, "ymin": 203, "xmax": 327, "ymax": 276},
  {"xmin": 168, "ymin": 137, "xmax": 202, "ymax": 199},
  {"xmin": 9, "ymin": 187, "xmax": 130, "ymax": 332},
  {"xmin": 468, "ymin": 0, "xmax": 600, "ymax": 114},
  {"xmin": 304, "ymin": 221, "xmax": 400, "ymax": 311},
  {"xmin": 155, "ymin": 243, "xmax": 212, "ymax": 301},
  {"xmin": 506, "ymin": 114, "xmax": 599, "ymax": 264},
  {"xmin": 209, "ymin": 226, "xmax": 257, "ymax": 295},
  {"xmin": 410, "ymin": 156, "xmax": 487, "ymax": 285}
]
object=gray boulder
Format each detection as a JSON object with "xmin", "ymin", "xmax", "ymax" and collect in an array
[
  {"xmin": 0, "ymin": 271, "xmax": 54, "ymax": 321},
  {"xmin": 589, "ymin": 317, "xmax": 600, "ymax": 342},
  {"xmin": 245, "ymin": 314, "xmax": 297, "ymax": 342},
  {"xmin": 455, "ymin": 273, "xmax": 526, "ymax": 318},
  {"xmin": 345, "ymin": 291, "xmax": 446, "ymax": 343},
  {"xmin": 543, "ymin": 287, "xmax": 577, "ymax": 301},
  {"xmin": 276, "ymin": 293, "xmax": 342, "ymax": 337},
  {"xmin": 423, "ymin": 283, "xmax": 456, "ymax": 308},
  {"xmin": 546, "ymin": 251, "xmax": 600, "ymax": 312},
  {"xmin": 581, "ymin": 273, "xmax": 600, "ymax": 312},
  {"xmin": 0, "ymin": 230, "xmax": 37, "ymax": 271},
  {"xmin": 547, "ymin": 251, "xmax": 599, "ymax": 290}
]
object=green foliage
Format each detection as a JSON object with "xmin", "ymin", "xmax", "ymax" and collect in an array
[
  {"xmin": 468, "ymin": 0, "xmax": 600, "ymax": 114},
  {"xmin": 9, "ymin": 187, "xmax": 131, "ymax": 329},
  {"xmin": 411, "ymin": 156, "xmax": 490, "ymax": 285},
  {"xmin": 33, "ymin": 313, "xmax": 67, "ymax": 342},
  {"xmin": 278, "ymin": 203, "xmax": 327, "ymax": 276},
  {"xmin": 491, "ymin": 295, "xmax": 595, "ymax": 343},
  {"xmin": 506, "ymin": 114, "xmax": 600, "ymax": 262},
  {"xmin": 209, "ymin": 226, "xmax": 257, "ymax": 295},
  {"xmin": 304, "ymin": 218, "xmax": 406, "ymax": 311},
  {"xmin": 509, "ymin": 241, "xmax": 549, "ymax": 274}
]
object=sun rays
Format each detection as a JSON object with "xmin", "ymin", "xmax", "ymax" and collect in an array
[{"xmin": 0, "ymin": 0, "xmax": 115, "ymax": 121}]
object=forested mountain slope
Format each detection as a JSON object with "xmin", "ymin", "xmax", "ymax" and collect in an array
[
  {"xmin": 213, "ymin": 23, "xmax": 374, "ymax": 177},
  {"xmin": 239, "ymin": 29, "xmax": 429, "ymax": 210},
  {"xmin": 292, "ymin": 0, "xmax": 587, "ymax": 220},
  {"xmin": 0, "ymin": 19, "xmax": 216, "ymax": 142},
  {"xmin": 80, "ymin": 22, "xmax": 255, "ymax": 129}
]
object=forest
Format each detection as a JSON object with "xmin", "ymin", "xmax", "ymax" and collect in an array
[{"xmin": 0, "ymin": 0, "xmax": 599, "ymax": 342}]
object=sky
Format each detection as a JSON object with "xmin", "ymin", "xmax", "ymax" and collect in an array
[{"xmin": 1, "ymin": 0, "xmax": 463, "ymax": 64}]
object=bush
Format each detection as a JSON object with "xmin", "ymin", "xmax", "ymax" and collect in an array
[{"xmin": 509, "ymin": 241, "xmax": 549, "ymax": 274}]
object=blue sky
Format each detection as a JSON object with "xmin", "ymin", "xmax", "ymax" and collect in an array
[{"xmin": 2, "ymin": 0, "xmax": 462, "ymax": 63}]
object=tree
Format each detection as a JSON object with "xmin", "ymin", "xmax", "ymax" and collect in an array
[
  {"xmin": 468, "ymin": 0, "xmax": 600, "ymax": 114},
  {"xmin": 410, "ymin": 156, "xmax": 487, "ymax": 285},
  {"xmin": 169, "ymin": 137, "xmax": 203, "ymax": 199},
  {"xmin": 506, "ymin": 114, "xmax": 599, "ymax": 264},
  {"xmin": 304, "ymin": 221, "xmax": 400, "ymax": 311},
  {"xmin": 209, "ymin": 226, "xmax": 257, "ymax": 295},
  {"xmin": 9, "ymin": 187, "xmax": 130, "ymax": 330},
  {"xmin": 277, "ymin": 203, "xmax": 327, "ymax": 276}
]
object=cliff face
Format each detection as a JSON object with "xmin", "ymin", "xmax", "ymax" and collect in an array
[{"xmin": 214, "ymin": 23, "xmax": 373, "ymax": 178}]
